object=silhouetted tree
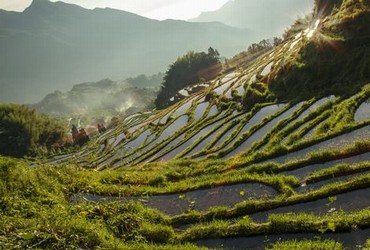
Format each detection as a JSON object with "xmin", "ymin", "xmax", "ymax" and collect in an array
[{"xmin": 155, "ymin": 49, "xmax": 220, "ymax": 109}]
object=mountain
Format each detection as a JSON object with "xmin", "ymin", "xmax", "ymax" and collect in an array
[
  {"xmin": 31, "ymin": 77, "xmax": 159, "ymax": 120},
  {"xmin": 0, "ymin": 0, "xmax": 254, "ymax": 104},
  {"xmin": 191, "ymin": 0, "xmax": 315, "ymax": 37}
]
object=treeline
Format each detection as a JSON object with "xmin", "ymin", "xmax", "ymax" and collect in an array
[
  {"xmin": 247, "ymin": 37, "xmax": 282, "ymax": 53},
  {"xmin": 225, "ymin": 37, "xmax": 282, "ymax": 71},
  {"xmin": 126, "ymin": 73, "xmax": 164, "ymax": 88},
  {"xmin": 0, "ymin": 104, "xmax": 67, "ymax": 157},
  {"xmin": 155, "ymin": 48, "xmax": 220, "ymax": 109}
]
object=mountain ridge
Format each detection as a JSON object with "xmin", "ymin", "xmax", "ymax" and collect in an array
[
  {"xmin": 191, "ymin": 0, "xmax": 315, "ymax": 37},
  {"xmin": 0, "ymin": 0, "xmax": 254, "ymax": 103}
]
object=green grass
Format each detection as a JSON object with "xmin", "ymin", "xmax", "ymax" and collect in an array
[
  {"xmin": 305, "ymin": 162, "xmax": 370, "ymax": 184},
  {"xmin": 179, "ymin": 208, "xmax": 370, "ymax": 241},
  {"xmin": 170, "ymin": 173, "xmax": 370, "ymax": 225},
  {"xmin": 266, "ymin": 239, "xmax": 343, "ymax": 250}
]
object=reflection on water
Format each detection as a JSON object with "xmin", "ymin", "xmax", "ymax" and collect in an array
[
  {"xmin": 271, "ymin": 125, "xmax": 370, "ymax": 164},
  {"xmin": 354, "ymin": 100, "xmax": 370, "ymax": 122},
  {"xmin": 71, "ymin": 183, "xmax": 278, "ymax": 216}
]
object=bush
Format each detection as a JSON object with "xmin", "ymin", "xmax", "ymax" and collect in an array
[{"xmin": 0, "ymin": 104, "xmax": 67, "ymax": 157}]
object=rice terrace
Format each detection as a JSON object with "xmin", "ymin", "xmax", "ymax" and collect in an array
[{"xmin": 0, "ymin": 0, "xmax": 370, "ymax": 249}]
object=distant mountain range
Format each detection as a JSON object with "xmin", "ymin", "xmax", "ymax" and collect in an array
[
  {"xmin": 191, "ymin": 0, "xmax": 315, "ymax": 38},
  {"xmin": 0, "ymin": 0, "xmax": 254, "ymax": 103}
]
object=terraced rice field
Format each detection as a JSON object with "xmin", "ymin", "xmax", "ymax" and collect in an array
[{"xmin": 46, "ymin": 19, "xmax": 370, "ymax": 249}]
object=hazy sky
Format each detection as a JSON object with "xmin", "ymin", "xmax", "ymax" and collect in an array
[{"xmin": 0, "ymin": 0, "xmax": 229, "ymax": 20}]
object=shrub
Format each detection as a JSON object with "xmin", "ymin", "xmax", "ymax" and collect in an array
[{"xmin": 0, "ymin": 104, "xmax": 67, "ymax": 157}]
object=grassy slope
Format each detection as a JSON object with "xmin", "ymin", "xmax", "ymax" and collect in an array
[
  {"xmin": 1, "ymin": 0, "xmax": 370, "ymax": 249},
  {"xmin": 269, "ymin": 0, "xmax": 370, "ymax": 101}
]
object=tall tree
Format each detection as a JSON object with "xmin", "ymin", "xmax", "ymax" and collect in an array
[{"xmin": 155, "ymin": 49, "xmax": 220, "ymax": 109}]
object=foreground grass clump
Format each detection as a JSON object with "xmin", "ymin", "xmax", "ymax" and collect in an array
[
  {"xmin": 179, "ymin": 209, "xmax": 370, "ymax": 242},
  {"xmin": 305, "ymin": 162, "xmax": 370, "ymax": 183},
  {"xmin": 366, "ymin": 239, "xmax": 370, "ymax": 249},
  {"xmin": 266, "ymin": 239, "xmax": 343, "ymax": 250},
  {"xmin": 0, "ymin": 157, "xmax": 203, "ymax": 249}
]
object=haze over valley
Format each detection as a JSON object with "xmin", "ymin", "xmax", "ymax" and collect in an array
[{"xmin": 0, "ymin": 0, "xmax": 312, "ymax": 103}]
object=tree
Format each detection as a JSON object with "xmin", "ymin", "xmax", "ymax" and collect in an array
[
  {"xmin": 208, "ymin": 47, "xmax": 220, "ymax": 57},
  {"xmin": 273, "ymin": 37, "xmax": 283, "ymax": 46},
  {"xmin": 155, "ymin": 48, "xmax": 220, "ymax": 109},
  {"xmin": 0, "ymin": 104, "xmax": 67, "ymax": 157},
  {"xmin": 248, "ymin": 39, "xmax": 273, "ymax": 53}
]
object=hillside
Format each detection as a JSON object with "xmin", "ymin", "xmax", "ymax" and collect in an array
[
  {"xmin": 31, "ymin": 75, "xmax": 161, "ymax": 119},
  {"xmin": 0, "ymin": 0, "xmax": 253, "ymax": 103},
  {"xmin": 1, "ymin": 0, "xmax": 370, "ymax": 249},
  {"xmin": 191, "ymin": 0, "xmax": 314, "ymax": 37}
]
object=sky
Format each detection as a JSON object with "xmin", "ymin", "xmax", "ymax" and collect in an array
[{"xmin": 0, "ymin": 0, "xmax": 229, "ymax": 20}]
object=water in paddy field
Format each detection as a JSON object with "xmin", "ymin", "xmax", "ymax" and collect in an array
[
  {"xmin": 213, "ymin": 79, "xmax": 235, "ymax": 95},
  {"xmin": 194, "ymin": 102, "xmax": 210, "ymax": 121},
  {"xmin": 120, "ymin": 130, "xmax": 150, "ymax": 152},
  {"xmin": 156, "ymin": 115, "xmax": 189, "ymax": 141},
  {"xmin": 149, "ymin": 134, "xmax": 186, "ymax": 162},
  {"xmin": 260, "ymin": 62, "xmax": 273, "ymax": 76},
  {"xmin": 270, "ymin": 125, "xmax": 370, "ymax": 164},
  {"xmin": 250, "ymin": 188, "xmax": 370, "ymax": 223},
  {"xmin": 71, "ymin": 182, "xmax": 278, "ymax": 216},
  {"xmin": 221, "ymin": 104, "xmax": 286, "ymax": 157},
  {"xmin": 196, "ymin": 228, "xmax": 370, "ymax": 250},
  {"xmin": 172, "ymin": 100, "xmax": 193, "ymax": 118},
  {"xmin": 207, "ymin": 105, "xmax": 219, "ymax": 117},
  {"xmin": 186, "ymin": 122, "xmax": 229, "ymax": 157},
  {"xmin": 280, "ymin": 151, "xmax": 370, "ymax": 180},
  {"xmin": 159, "ymin": 112, "xmax": 172, "ymax": 124},
  {"xmin": 181, "ymin": 119, "xmax": 225, "ymax": 157},
  {"xmin": 110, "ymin": 132, "xmax": 126, "ymax": 149},
  {"xmin": 354, "ymin": 99, "xmax": 370, "ymax": 122},
  {"xmin": 295, "ymin": 96, "xmax": 335, "ymax": 121}
]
